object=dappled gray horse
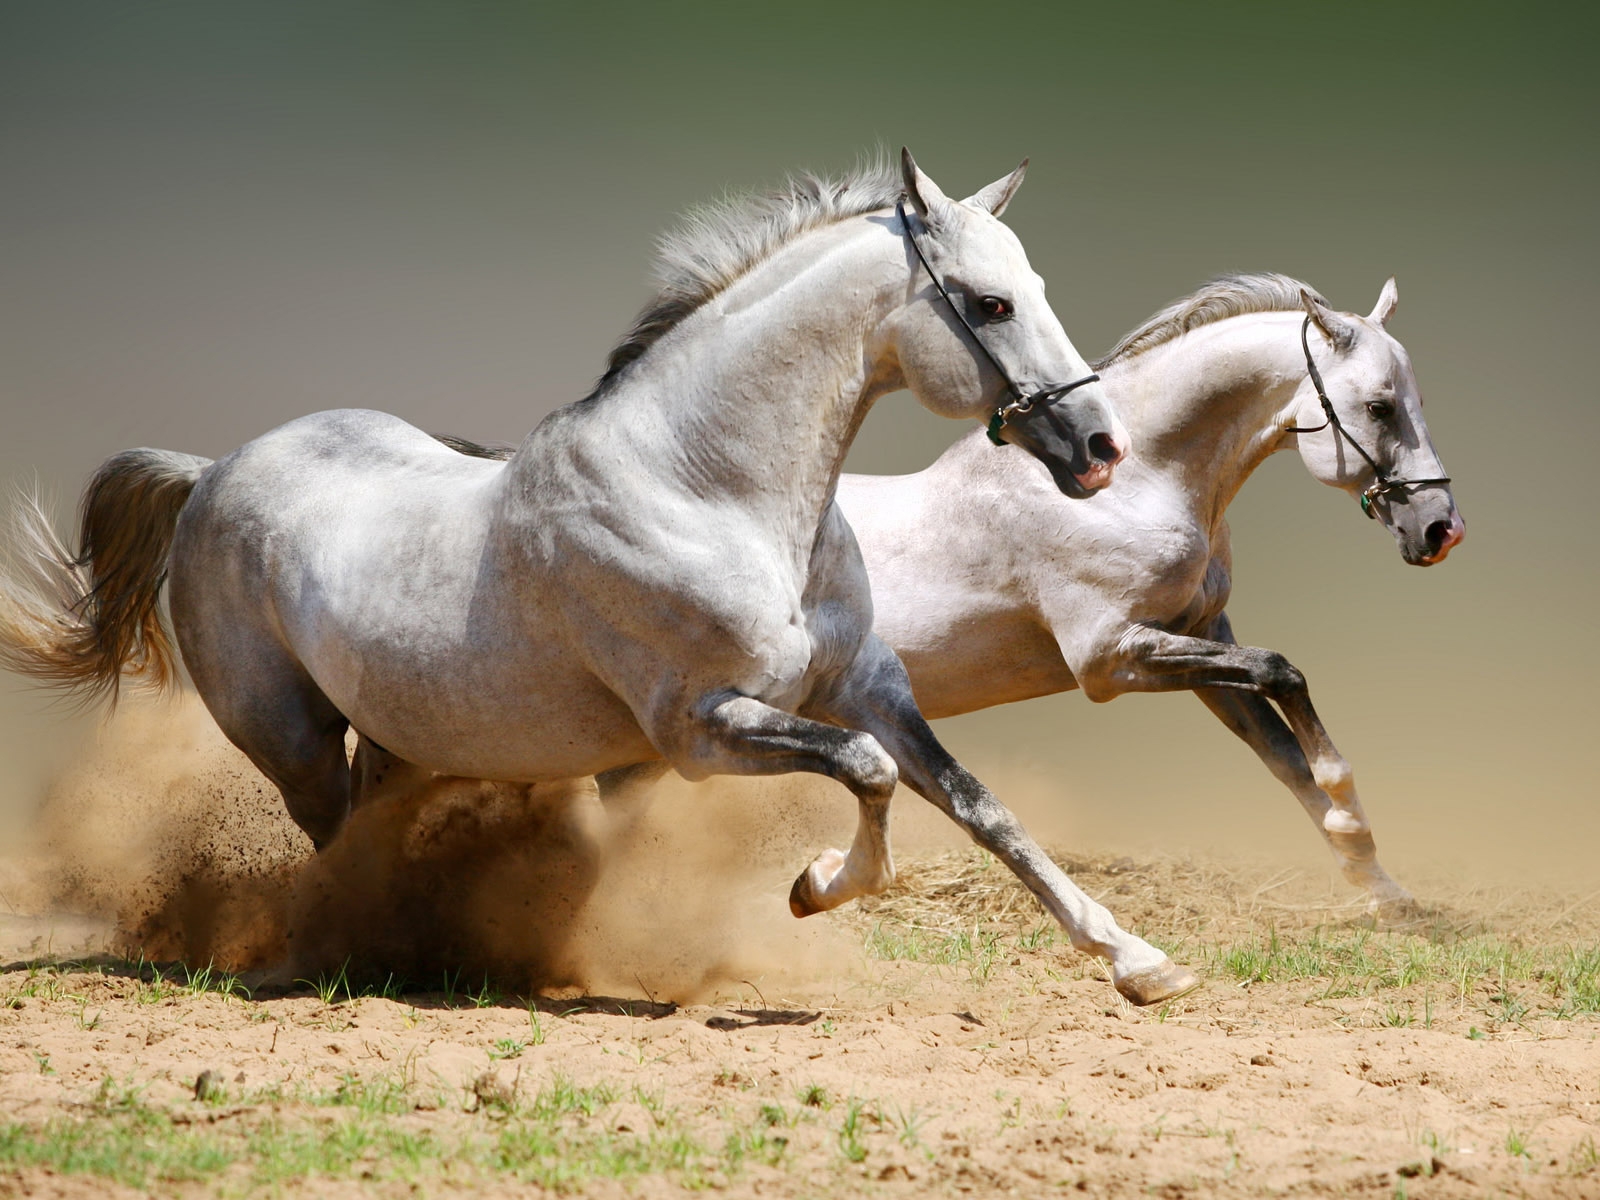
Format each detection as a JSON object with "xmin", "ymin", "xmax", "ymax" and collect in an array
[
  {"xmin": 0, "ymin": 153, "xmax": 1203, "ymax": 1005},
  {"xmin": 845, "ymin": 275, "xmax": 1462, "ymax": 916}
]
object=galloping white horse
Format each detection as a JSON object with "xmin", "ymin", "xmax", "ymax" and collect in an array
[
  {"xmin": 842, "ymin": 274, "xmax": 1463, "ymax": 915},
  {"xmin": 0, "ymin": 154, "xmax": 1203, "ymax": 1005}
]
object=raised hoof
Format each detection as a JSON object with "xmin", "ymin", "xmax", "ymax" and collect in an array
[
  {"xmin": 788, "ymin": 871, "xmax": 820, "ymax": 919},
  {"xmin": 1114, "ymin": 958, "xmax": 1202, "ymax": 1007},
  {"xmin": 789, "ymin": 848, "xmax": 848, "ymax": 918}
]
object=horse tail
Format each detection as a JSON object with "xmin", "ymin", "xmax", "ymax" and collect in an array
[{"xmin": 0, "ymin": 448, "xmax": 214, "ymax": 708}]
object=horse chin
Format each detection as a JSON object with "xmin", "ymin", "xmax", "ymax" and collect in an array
[
  {"xmin": 1407, "ymin": 543, "xmax": 1460, "ymax": 567},
  {"xmin": 1042, "ymin": 460, "xmax": 1099, "ymax": 499},
  {"xmin": 1072, "ymin": 460, "xmax": 1116, "ymax": 493},
  {"xmin": 1393, "ymin": 527, "xmax": 1448, "ymax": 567},
  {"xmin": 1399, "ymin": 543, "xmax": 1435, "ymax": 567}
]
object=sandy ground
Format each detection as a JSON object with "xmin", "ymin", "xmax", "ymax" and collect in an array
[{"xmin": 0, "ymin": 703, "xmax": 1594, "ymax": 1197}]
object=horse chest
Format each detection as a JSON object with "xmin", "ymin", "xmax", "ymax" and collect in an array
[
  {"xmin": 1162, "ymin": 551, "xmax": 1233, "ymax": 635},
  {"xmin": 1102, "ymin": 514, "xmax": 1212, "ymax": 609}
]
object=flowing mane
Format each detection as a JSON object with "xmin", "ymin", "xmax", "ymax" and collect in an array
[
  {"xmin": 1093, "ymin": 272, "xmax": 1327, "ymax": 370},
  {"xmin": 588, "ymin": 161, "xmax": 903, "ymax": 396}
]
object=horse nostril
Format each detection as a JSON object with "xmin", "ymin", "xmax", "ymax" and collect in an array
[
  {"xmin": 1087, "ymin": 432, "xmax": 1119, "ymax": 466},
  {"xmin": 1425, "ymin": 519, "xmax": 1452, "ymax": 551}
]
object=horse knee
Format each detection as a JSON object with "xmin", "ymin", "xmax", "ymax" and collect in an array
[
  {"xmin": 1259, "ymin": 651, "xmax": 1306, "ymax": 697},
  {"xmin": 841, "ymin": 732, "xmax": 897, "ymax": 802},
  {"xmin": 948, "ymin": 787, "xmax": 1021, "ymax": 850}
]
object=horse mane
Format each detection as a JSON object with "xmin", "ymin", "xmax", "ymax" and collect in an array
[
  {"xmin": 587, "ymin": 159, "xmax": 904, "ymax": 399},
  {"xmin": 1093, "ymin": 272, "xmax": 1328, "ymax": 370}
]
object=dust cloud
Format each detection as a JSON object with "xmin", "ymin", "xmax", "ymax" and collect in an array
[
  {"xmin": 4, "ymin": 684, "xmax": 1563, "ymax": 1000},
  {"xmin": 0, "ymin": 697, "xmax": 862, "ymax": 1003}
]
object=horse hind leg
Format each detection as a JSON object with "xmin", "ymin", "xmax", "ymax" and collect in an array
[
  {"xmin": 243, "ymin": 701, "xmax": 352, "ymax": 851},
  {"xmin": 191, "ymin": 658, "xmax": 354, "ymax": 851}
]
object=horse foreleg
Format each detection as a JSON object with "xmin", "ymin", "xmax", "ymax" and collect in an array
[
  {"xmin": 1080, "ymin": 614, "xmax": 1413, "ymax": 917},
  {"xmin": 813, "ymin": 636, "xmax": 1199, "ymax": 1007},
  {"xmin": 1193, "ymin": 686, "xmax": 1413, "ymax": 915},
  {"xmin": 669, "ymin": 694, "xmax": 899, "ymax": 915},
  {"xmin": 184, "ymin": 647, "xmax": 353, "ymax": 850}
]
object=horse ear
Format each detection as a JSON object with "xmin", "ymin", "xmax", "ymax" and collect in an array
[
  {"xmin": 1301, "ymin": 288, "xmax": 1358, "ymax": 351},
  {"xmin": 900, "ymin": 147, "xmax": 954, "ymax": 221},
  {"xmin": 1368, "ymin": 277, "xmax": 1399, "ymax": 327},
  {"xmin": 963, "ymin": 159, "xmax": 1028, "ymax": 216}
]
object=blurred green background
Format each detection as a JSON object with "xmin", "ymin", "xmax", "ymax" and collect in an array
[{"xmin": 2, "ymin": 3, "xmax": 1594, "ymax": 884}]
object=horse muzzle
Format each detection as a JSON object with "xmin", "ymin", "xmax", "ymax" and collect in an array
[
  {"xmin": 1380, "ymin": 488, "xmax": 1464, "ymax": 566},
  {"xmin": 1001, "ymin": 393, "xmax": 1129, "ymax": 498},
  {"xmin": 1418, "ymin": 510, "xmax": 1465, "ymax": 565}
]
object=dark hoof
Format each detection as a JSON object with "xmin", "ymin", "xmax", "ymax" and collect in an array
[
  {"xmin": 1114, "ymin": 958, "xmax": 1202, "ymax": 1007},
  {"xmin": 789, "ymin": 870, "xmax": 821, "ymax": 919}
]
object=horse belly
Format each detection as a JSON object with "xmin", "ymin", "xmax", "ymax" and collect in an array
[
  {"xmin": 350, "ymin": 662, "xmax": 658, "ymax": 782},
  {"xmin": 890, "ymin": 605, "xmax": 1078, "ymax": 719},
  {"xmin": 302, "ymin": 563, "xmax": 661, "ymax": 781}
]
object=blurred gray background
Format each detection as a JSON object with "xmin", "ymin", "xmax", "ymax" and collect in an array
[{"xmin": 2, "ymin": 2, "xmax": 1594, "ymax": 883}]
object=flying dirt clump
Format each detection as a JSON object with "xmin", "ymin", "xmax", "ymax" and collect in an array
[{"xmin": 3, "ymin": 697, "xmax": 855, "ymax": 1001}]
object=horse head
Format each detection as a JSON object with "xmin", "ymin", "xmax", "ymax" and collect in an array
[
  {"xmin": 887, "ymin": 149, "xmax": 1128, "ymax": 499},
  {"xmin": 1292, "ymin": 280, "xmax": 1464, "ymax": 565}
]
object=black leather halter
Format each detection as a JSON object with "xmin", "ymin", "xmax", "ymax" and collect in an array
[
  {"xmin": 897, "ymin": 200, "xmax": 1101, "ymax": 446},
  {"xmin": 1287, "ymin": 314, "xmax": 1451, "ymax": 518}
]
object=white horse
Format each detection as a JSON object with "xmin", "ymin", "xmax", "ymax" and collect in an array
[
  {"xmin": 0, "ymin": 153, "xmax": 1204, "ymax": 1006},
  {"xmin": 841, "ymin": 274, "xmax": 1464, "ymax": 915}
]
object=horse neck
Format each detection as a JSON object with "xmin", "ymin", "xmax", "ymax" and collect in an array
[
  {"xmin": 580, "ymin": 218, "xmax": 900, "ymax": 537},
  {"xmin": 1104, "ymin": 311, "xmax": 1310, "ymax": 525}
]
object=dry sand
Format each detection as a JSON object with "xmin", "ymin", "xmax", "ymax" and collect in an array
[{"xmin": 0, "ymin": 700, "xmax": 1594, "ymax": 1197}]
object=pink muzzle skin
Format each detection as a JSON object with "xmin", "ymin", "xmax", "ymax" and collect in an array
[
  {"xmin": 1072, "ymin": 425, "xmax": 1129, "ymax": 493},
  {"xmin": 1420, "ymin": 512, "xmax": 1466, "ymax": 565},
  {"xmin": 1073, "ymin": 456, "xmax": 1117, "ymax": 493}
]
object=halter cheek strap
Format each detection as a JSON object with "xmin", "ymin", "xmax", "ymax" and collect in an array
[
  {"xmin": 896, "ymin": 200, "xmax": 1101, "ymax": 446},
  {"xmin": 1286, "ymin": 314, "xmax": 1451, "ymax": 519}
]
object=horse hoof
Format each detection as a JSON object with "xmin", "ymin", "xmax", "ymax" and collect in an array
[
  {"xmin": 1368, "ymin": 890, "xmax": 1424, "ymax": 926},
  {"xmin": 788, "ymin": 848, "xmax": 846, "ymax": 918},
  {"xmin": 1114, "ymin": 958, "xmax": 1202, "ymax": 1007},
  {"xmin": 789, "ymin": 871, "xmax": 819, "ymax": 918}
]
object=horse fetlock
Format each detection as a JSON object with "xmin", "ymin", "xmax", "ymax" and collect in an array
[{"xmin": 1321, "ymin": 806, "xmax": 1369, "ymax": 837}]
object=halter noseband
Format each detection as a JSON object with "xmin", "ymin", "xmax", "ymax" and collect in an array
[
  {"xmin": 897, "ymin": 199, "xmax": 1101, "ymax": 446},
  {"xmin": 1286, "ymin": 314, "xmax": 1451, "ymax": 518}
]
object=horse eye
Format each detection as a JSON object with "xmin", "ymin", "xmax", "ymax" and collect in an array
[
  {"xmin": 979, "ymin": 295, "xmax": 1014, "ymax": 320},
  {"xmin": 1365, "ymin": 400, "xmax": 1395, "ymax": 420}
]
